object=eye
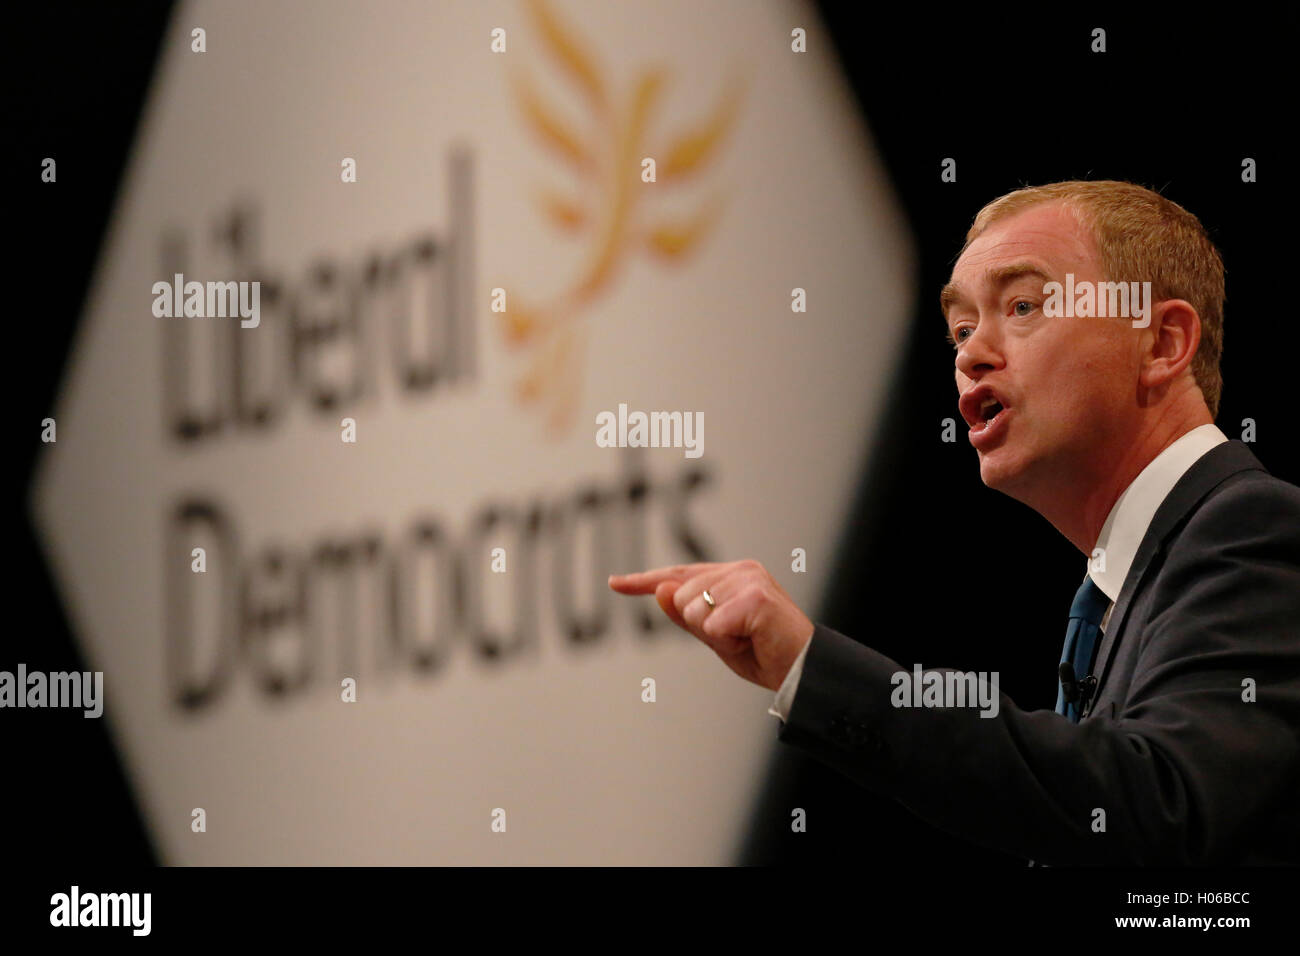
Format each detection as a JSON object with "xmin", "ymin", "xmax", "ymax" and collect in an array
[{"xmin": 1012, "ymin": 299, "xmax": 1035, "ymax": 316}]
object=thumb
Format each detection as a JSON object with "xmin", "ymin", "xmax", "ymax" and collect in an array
[{"xmin": 654, "ymin": 580, "xmax": 690, "ymax": 631}]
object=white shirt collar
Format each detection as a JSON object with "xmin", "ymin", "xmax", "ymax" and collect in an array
[{"xmin": 1088, "ymin": 423, "xmax": 1228, "ymax": 603}]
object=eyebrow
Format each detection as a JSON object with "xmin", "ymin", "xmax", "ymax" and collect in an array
[{"xmin": 940, "ymin": 263, "xmax": 1055, "ymax": 324}]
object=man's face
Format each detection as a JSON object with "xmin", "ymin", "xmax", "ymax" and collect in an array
[{"xmin": 943, "ymin": 201, "xmax": 1139, "ymax": 500}]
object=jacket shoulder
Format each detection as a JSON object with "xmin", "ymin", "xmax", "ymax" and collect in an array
[{"xmin": 1173, "ymin": 465, "xmax": 1300, "ymax": 550}]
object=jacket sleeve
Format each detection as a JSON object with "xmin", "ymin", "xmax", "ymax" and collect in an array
[{"xmin": 777, "ymin": 475, "xmax": 1300, "ymax": 864}]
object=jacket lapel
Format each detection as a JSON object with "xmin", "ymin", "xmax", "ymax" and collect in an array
[{"xmin": 1088, "ymin": 441, "xmax": 1267, "ymax": 705}]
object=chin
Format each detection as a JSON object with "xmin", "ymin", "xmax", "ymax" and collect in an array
[
  {"xmin": 978, "ymin": 458, "xmax": 1006, "ymax": 489},
  {"xmin": 978, "ymin": 449, "xmax": 1028, "ymax": 494}
]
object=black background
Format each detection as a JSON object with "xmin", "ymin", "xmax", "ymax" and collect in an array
[{"xmin": 7, "ymin": 2, "xmax": 1296, "ymax": 878}]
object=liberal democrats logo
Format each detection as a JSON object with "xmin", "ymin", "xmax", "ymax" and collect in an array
[{"xmin": 500, "ymin": 0, "xmax": 747, "ymax": 434}]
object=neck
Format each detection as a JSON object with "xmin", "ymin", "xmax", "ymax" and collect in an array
[{"xmin": 1028, "ymin": 395, "xmax": 1213, "ymax": 556}]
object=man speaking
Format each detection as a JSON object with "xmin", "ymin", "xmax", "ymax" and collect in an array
[{"xmin": 608, "ymin": 180, "xmax": 1300, "ymax": 865}]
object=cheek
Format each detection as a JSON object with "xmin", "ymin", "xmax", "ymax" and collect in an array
[
  {"xmin": 1042, "ymin": 329, "xmax": 1125, "ymax": 393},
  {"xmin": 1040, "ymin": 345, "xmax": 1131, "ymax": 437},
  {"xmin": 1082, "ymin": 334, "xmax": 1137, "ymax": 404},
  {"xmin": 1016, "ymin": 346, "xmax": 1102, "ymax": 436}
]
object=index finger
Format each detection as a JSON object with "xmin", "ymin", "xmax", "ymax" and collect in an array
[{"xmin": 607, "ymin": 563, "xmax": 721, "ymax": 594}]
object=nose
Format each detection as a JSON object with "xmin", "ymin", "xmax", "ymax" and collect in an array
[{"xmin": 955, "ymin": 319, "xmax": 1004, "ymax": 381}]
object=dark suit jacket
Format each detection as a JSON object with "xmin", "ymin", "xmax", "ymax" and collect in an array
[{"xmin": 778, "ymin": 440, "xmax": 1300, "ymax": 864}]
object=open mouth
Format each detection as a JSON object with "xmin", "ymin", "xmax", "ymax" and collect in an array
[
  {"xmin": 967, "ymin": 395, "xmax": 1012, "ymax": 450},
  {"xmin": 973, "ymin": 397, "xmax": 1004, "ymax": 431},
  {"xmin": 959, "ymin": 387, "xmax": 1012, "ymax": 448}
]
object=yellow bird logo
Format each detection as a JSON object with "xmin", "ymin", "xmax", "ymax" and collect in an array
[{"xmin": 504, "ymin": 0, "xmax": 747, "ymax": 434}]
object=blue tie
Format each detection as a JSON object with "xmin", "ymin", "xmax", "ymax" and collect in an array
[{"xmin": 1055, "ymin": 576, "xmax": 1110, "ymax": 722}]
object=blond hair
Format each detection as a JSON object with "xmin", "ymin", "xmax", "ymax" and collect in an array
[{"xmin": 963, "ymin": 181, "xmax": 1225, "ymax": 418}]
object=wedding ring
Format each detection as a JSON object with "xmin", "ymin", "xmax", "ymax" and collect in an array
[{"xmin": 701, "ymin": 589, "xmax": 716, "ymax": 609}]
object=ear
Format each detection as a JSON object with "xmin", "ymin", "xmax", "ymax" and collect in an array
[{"xmin": 1138, "ymin": 298, "xmax": 1200, "ymax": 391}]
